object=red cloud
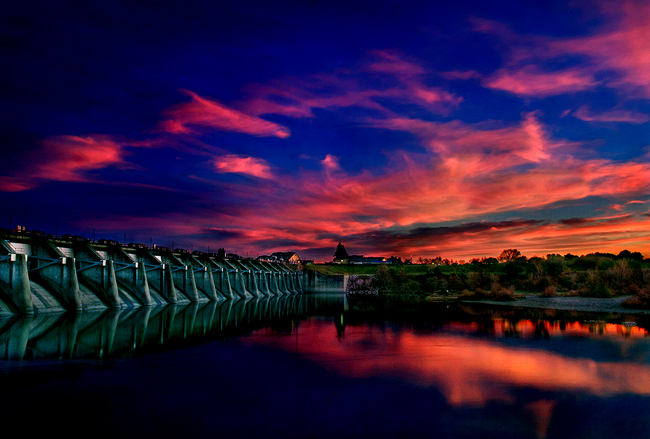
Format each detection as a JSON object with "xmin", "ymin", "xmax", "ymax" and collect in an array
[
  {"xmin": 214, "ymin": 154, "xmax": 274, "ymax": 179},
  {"xmin": 0, "ymin": 176, "xmax": 34, "ymax": 192},
  {"xmin": 0, "ymin": 135, "xmax": 129, "ymax": 192},
  {"xmin": 36, "ymin": 135, "xmax": 128, "ymax": 182},
  {"xmin": 161, "ymin": 90, "xmax": 291, "ymax": 138},
  {"xmin": 573, "ymin": 105, "xmax": 650, "ymax": 123}
]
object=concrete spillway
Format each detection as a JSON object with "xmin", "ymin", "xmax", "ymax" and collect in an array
[{"xmin": 0, "ymin": 235, "xmax": 320, "ymax": 316}]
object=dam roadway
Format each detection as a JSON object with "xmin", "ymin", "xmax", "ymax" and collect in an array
[{"xmin": 0, "ymin": 232, "xmax": 339, "ymax": 316}]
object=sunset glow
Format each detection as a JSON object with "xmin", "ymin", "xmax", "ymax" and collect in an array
[{"xmin": 1, "ymin": 1, "xmax": 648, "ymax": 260}]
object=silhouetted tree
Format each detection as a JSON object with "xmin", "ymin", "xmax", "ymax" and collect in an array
[
  {"xmin": 498, "ymin": 249, "xmax": 522, "ymax": 262},
  {"xmin": 217, "ymin": 248, "xmax": 226, "ymax": 258},
  {"xmin": 333, "ymin": 242, "xmax": 348, "ymax": 261}
]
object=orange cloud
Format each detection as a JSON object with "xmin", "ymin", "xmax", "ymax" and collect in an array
[
  {"xmin": 161, "ymin": 89, "xmax": 291, "ymax": 138},
  {"xmin": 214, "ymin": 154, "xmax": 274, "ymax": 179}
]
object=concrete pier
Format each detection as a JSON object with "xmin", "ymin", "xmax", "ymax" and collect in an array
[
  {"xmin": 0, "ymin": 254, "xmax": 33, "ymax": 314},
  {"xmin": 0, "ymin": 233, "xmax": 323, "ymax": 316}
]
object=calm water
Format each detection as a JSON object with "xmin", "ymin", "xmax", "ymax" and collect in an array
[{"xmin": 2, "ymin": 294, "xmax": 650, "ymax": 439}]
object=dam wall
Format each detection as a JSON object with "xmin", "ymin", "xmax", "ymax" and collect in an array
[{"xmin": 0, "ymin": 234, "xmax": 333, "ymax": 316}]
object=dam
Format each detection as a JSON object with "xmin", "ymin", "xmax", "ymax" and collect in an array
[{"xmin": 0, "ymin": 230, "xmax": 341, "ymax": 316}]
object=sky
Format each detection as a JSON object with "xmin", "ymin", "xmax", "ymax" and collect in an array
[{"xmin": 0, "ymin": 0, "xmax": 649, "ymax": 261}]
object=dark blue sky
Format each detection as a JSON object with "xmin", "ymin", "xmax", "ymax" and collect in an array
[{"xmin": 1, "ymin": 0, "xmax": 649, "ymax": 260}]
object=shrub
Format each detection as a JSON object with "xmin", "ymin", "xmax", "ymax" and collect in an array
[
  {"xmin": 491, "ymin": 285, "xmax": 516, "ymax": 301},
  {"xmin": 540, "ymin": 286, "xmax": 557, "ymax": 297}
]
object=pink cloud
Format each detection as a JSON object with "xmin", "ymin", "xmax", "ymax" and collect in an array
[
  {"xmin": 240, "ymin": 51, "xmax": 462, "ymax": 120},
  {"xmin": 214, "ymin": 154, "xmax": 274, "ymax": 179},
  {"xmin": 161, "ymin": 89, "xmax": 291, "ymax": 138},
  {"xmin": 547, "ymin": 2, "xmax": 650, "ymax": 96},
  {"xmin": 573, "ymin": 105, "xmax": 650, "ymax": 123},
  {"xmin": 484, "ymin": 66, "xmax": 598, "ymax": 97},
  {"xmin": 439, "ymin": 70, "xmax": 481, "ymax": 81},
  {"xmin": 477, "ymin": 2, "xmax": 650, "ymax": 97},
  {"xmin": 321, "ymin": 154, "xmax": 341, "ymax": 171}
]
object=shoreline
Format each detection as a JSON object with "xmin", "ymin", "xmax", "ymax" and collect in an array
[{"xmin": 474, "ymin": 295, "xmax": 650, "ymax": 315}]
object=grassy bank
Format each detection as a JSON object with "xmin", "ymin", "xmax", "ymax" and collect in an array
[{"xmin": 304, "ymin": 252, "xmax": 650, "ymax": 306}]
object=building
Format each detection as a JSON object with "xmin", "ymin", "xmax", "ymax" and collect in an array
[{"xmin": 258, "ymin": 252, "xmax": 302, "ymax": 264}]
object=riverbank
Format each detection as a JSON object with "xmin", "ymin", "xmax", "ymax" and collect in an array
[{"xmin": 473, "ymin": 294, "xmax": 650, "ymax": 315}]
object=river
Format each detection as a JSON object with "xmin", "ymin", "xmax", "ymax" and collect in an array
[{"xmin": 1, "ymin": 294, "xmax": 650, "ymax": 438}]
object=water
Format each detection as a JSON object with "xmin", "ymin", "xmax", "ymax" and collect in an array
[{"xmin": 2, "ymin": 294, "xmax": 650, "ymax": 438}]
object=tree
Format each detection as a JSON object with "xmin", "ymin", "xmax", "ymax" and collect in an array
[
  {"xmin": 498, "ymin": 249, "xmax": 522, "ymax": 262},
  {"xmin": 618, "ymin": 249, "xmax": 644, "ymax": 261},
  {"xmin": 217, "ymin": 248, "xmax": 226, "ymax": 258},
  {"xmin": 333, "ymin": 242, "xmax": 348, "ymax": 261}
]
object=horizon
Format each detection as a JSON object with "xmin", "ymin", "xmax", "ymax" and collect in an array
[{"xmin": 1, "ymin": 0, "xmax": 649, "ymax": 261}]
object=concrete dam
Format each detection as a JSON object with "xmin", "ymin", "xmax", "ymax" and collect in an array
[{"xmin": 0, "ymin": 233, "xmax": 341, "ymax": 316}]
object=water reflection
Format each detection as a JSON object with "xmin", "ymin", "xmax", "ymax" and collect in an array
[
  {"xmin": 0, "ymin": 294, "xmax": 330, "ymax": 360},
  {"xmin": 247, "ymin": 318, "xmax": 650, "ymax": 405},
  {"xmin": 3, "ymin": 296, "xmax": 650, "ymax": 438}
]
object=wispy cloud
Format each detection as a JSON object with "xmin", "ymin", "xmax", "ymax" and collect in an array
[
  {"xmin": 474, "ymin": 2, "xmax": 650, "ymax": 97},
  {"xmin": 241, "ymin": 51, "xmax": 462, "ymax": 120},
  {"xmin": 161, "ymin": 89, "xmax": 291, "ymax": 138},
  {"xmin": 484, "ymin": 66, "xmax": 598, "ymax": 97},
  {"xmin": 573, "ymin": 105, "xmax": 650, "ymax": 123}
]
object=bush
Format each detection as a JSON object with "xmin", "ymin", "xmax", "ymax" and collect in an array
[
  {"xmin": 491, "ymin": 285, "xmax": 516, "ymax": 301},
  {"xmin": 540, "ymin": 286, "xmax": 557, "ymax": 297}
]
